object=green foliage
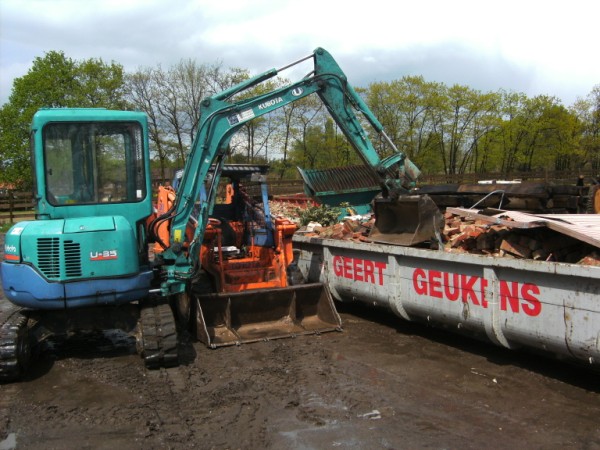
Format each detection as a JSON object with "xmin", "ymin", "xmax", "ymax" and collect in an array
[
  {"xmin": 2, "ymin": 49, "xmax": 597, "ymax": 191},
  {"xmin": 226, "ymin": 153, "xmax": 268, "ymax": 165},
  {"xmin": 287, "ymin": 117, "xmax": 362, "ymax": 170},
  {"xmin": 0, "ymin": 51, "xmax": 125, "ymax": 188},
  {"xmin": 295, "ymin": 204, "xmax": 341, "ymax": 227},
  {"xmin": 0, "ymin": 222, "xmax": 13, "ymax": 233},
  {"xmin": 362, "ymin": 78, "xmax": 584, "ymax": 176},
  {"xmin": 268, "ymin": 159, "xmax": 297, "ymax": 179},
  {"xmin": 570, "ymin": 84, "xmax": 600, "ymax": 172}
]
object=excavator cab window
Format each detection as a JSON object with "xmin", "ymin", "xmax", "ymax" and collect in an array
[{"xmin": 43, "ymin": 121, "xmax": 146, "ymax": 206}]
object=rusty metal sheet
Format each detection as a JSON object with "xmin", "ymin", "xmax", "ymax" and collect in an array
[{"xmin": 446, "ymin": 207, "xmax": 546, "ymax": 228}]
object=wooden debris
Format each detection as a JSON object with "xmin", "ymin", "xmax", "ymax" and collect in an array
[{"xmin": 291, "ymin": 208, "xmax": 600, "ymax": 267}]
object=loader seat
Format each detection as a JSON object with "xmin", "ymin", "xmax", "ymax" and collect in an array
[{"xmin": 206, "ymin": 217, "xmax": 237, "ymax": 247}]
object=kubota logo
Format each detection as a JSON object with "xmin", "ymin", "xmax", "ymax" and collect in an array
[{"xmin": 258, "ymin": 97, "xmax": 283, "ymax": 110}]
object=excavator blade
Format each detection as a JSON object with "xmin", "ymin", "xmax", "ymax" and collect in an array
[
  {"xmin": 192, "ymin": 283, "xmax": 342, "ymax": 348},
  {"xmin": 369, "ymin": 194, "xmax": 444, "ymax": 246}
]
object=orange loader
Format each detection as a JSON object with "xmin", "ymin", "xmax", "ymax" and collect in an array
[{"xmin": 150, "ymin": 164, "xmax": 341, "ymax": 348}]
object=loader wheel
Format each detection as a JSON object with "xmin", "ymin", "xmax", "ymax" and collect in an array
[
  {"xmin": 586, "ymin": 185, "xmax": 600, "ymax": 214},
  {"xmin": 137, "ymin": 301, "xmax": 179, "ymax": 369},
  {"xmin": 0, "ymin": 306, "xmax": 32, "ymax": 383}
]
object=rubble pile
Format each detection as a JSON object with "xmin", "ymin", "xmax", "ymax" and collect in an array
[
  {"xmin": 295, "ymin": 210, "xmax": 600, "ymax": 267},
  {"xmin": 442, "ymin": 212, "xmax": 600, "ymax": 265},
  {"xmin": 269, "ymin": 200, "xmax": 305, "ymax": 224}
]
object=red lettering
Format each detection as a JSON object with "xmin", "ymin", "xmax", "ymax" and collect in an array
[
  {"xmin": 500, "ymin": 281, "xmax": 520, "ymax": 313},
  {"xmin": 413, "ymin": 268, "xmax": 427, "ymax": 295},
  {"xmin": 480, "ymin": 278, "xmax": 488, "ymax": 308},
  {"xmin": 332, "ymin": 256, "xmax": 386, "ymax": 285},
  {"xmin": 461, "ymin": 275, "xmax": 480, "ymax": 305},
  {"xmin": 411, "ymin": 268, "xmax": 542, "ymax": 317},
  {"xmin": 364, "ymin": 260, "xmax": 374, "ymax": 284},
  {"xmin": 353, "ymin": 258, "xmax": 364, "ymax": 282},
  {"xmin": 443, "ymin": 272, "xmax": 460, "ymax": 301},
  {"xmin": 429, "ymin": 270, "xmax": 443, "ymax": 298},
  {"xmin": 374, "ymin": 261, "xmax": 386, "ymax": 286},
  {"xmin": 521, "ymin": 283, "xmax": 541, "ymax": 316},
  {"xmin": 343, "ymin": 257, "xmax": 352, "ymax": 279},
  {"xmin": 333, "ymin": 256, "xmax": 343, "ymax": 277}
]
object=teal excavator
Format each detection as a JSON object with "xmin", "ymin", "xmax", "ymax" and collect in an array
[{"xmin": 0, "ymin": 48, "xmax": 440, "ymax": 382}]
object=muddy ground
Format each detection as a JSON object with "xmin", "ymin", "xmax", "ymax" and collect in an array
[{"xmin": 1, "ymin": 238, "xmax": 600, "ymax": 449}]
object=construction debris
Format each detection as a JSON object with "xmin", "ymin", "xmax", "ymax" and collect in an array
[
  {"xmin": 269, "ymin": 200, "xmax": 306, "ymax": 222},
  {"xmin": 292, "ymin": 208, "xmax": 600, "ymax": 266}
]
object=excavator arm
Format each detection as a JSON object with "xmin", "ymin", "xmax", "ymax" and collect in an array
[{"xmin": 159, "ymin": 47, "xmax": 437, "ymax": 296}]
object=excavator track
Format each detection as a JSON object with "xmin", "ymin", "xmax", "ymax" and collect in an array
[
  {"xmin": 137, "ymin": 301, "xmax": 179, "ymax": 369},
  {"xmin": 0, "ymin": 305, "xmax": 32, "ymax": 383}
]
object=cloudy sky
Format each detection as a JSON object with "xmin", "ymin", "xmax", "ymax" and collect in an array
[{"xmin": 1, "ymin": 0, "xmax": 598, "ymax": 107}]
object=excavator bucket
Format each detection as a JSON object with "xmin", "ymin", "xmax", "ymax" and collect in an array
[
  {"xmin": 192, "ymin": 283, "xmax": 342, "ymax": 348},
  {"xmin": 369, "ymin": 195, "xmax": 444, "ymax": 246}
]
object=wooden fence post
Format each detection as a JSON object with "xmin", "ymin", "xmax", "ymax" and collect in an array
[{"xmin": 9, "ymin": 189, "xmax": 14, "ymax": 224}]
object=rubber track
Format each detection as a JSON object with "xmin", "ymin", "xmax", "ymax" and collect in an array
[
  {"xmin": 0, "ymin": 305, "xmax": 30, "ymax": 383},
  {"xmin": 139, "ymin": 302, "xmax": 179, "ymax": 369}
]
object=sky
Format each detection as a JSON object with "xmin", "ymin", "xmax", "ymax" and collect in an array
[{"xmin": 1, "ymin": 0, "xmax": 599, "ymax": 107}]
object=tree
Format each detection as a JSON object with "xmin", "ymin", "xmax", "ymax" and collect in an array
[
  {"xmin": 125, "ymin": 61, "xmax": 249, "ymax": 172},
  {"xmin": 362, "ymin": 78, "xmax": 450, "ymax": 174},
  {"xmin": 362, "ymin": 76, "xmax": 439, "ymax": 162},
  {"xmin": 0, "ymin": 51, "xmax": 125, "ymax": 187},
  {"xmin": 571, "ymin": 85, "xmax": 600, "ymax": 172},
  {"xmin": 494, "ymin": 94, "xmax": 579, "ymax": 172},
  {"xmin": 124, "ymin": 67, "xmax": 170, "ymax": 180}
]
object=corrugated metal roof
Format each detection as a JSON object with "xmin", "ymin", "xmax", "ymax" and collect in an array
[{"xmin": 448, "ymin": 207, "xmax": 600, "ymax": 249}]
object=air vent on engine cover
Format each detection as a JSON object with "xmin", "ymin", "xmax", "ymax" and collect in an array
[
  {"xmin": 63, "ymin": 240, "xmax": 82, "ymax": 277},
  {"xmin": 37, "ymin": 237, "xmax": 60, "ymax": 279}
]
